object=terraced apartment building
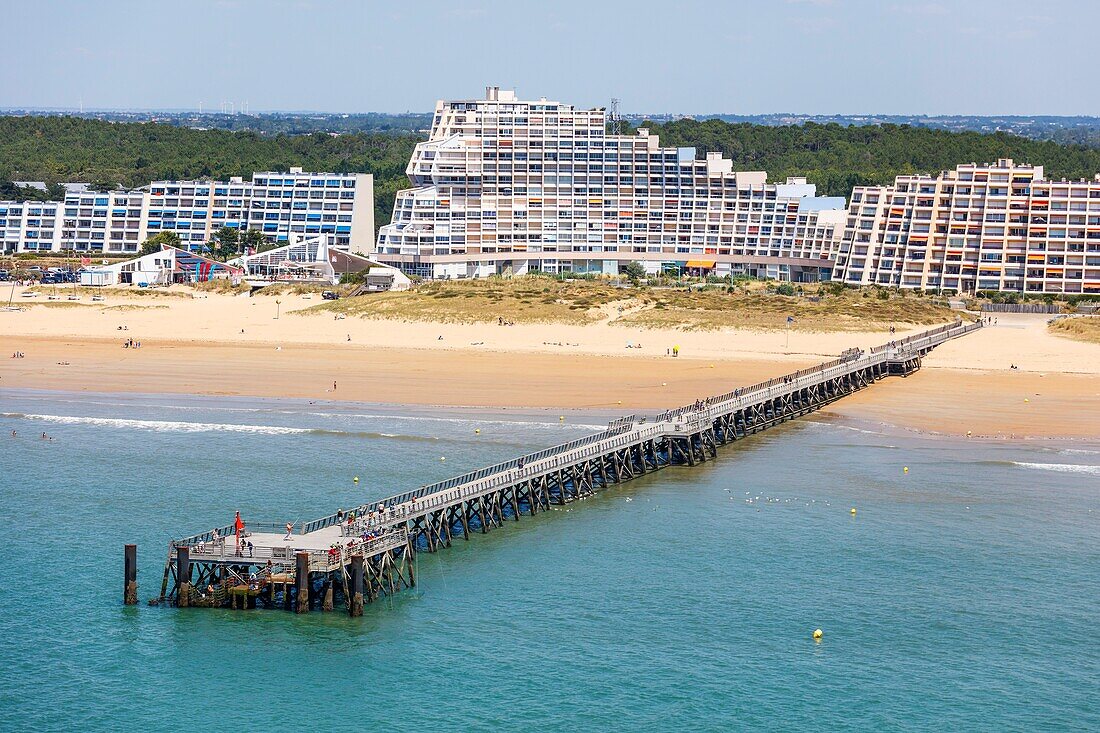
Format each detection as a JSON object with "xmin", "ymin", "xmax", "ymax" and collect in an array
[
  {"xmin": 375, "ymin": 87, "xmax": 847, "ymax": 281},
  {"xmin": 833, "ymin": 160, "xmax": 1100, "ymax": 295},
  {"xmin": 1, "ymin": 169, "xmax": 373, "ymax": 255}
]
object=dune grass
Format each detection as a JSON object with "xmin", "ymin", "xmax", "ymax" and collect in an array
[
  {"xmin": 620, "ymin": 287, "xmax": 963, "ymax": 332},
  {"xmin": 302, "ymin": 277, "xmax": 627, "ymax": 325},
  {"xmin": 300, "ymin": 276, "xmax": 963, "ymax": 332},
  {"xmin": 1048, "ymin": 316, "xmax": 1100, "ymax": 344}
]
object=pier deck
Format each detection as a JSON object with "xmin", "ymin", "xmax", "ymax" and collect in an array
[{"xmin": 157, "ymin": 320, "xmax": 981, "ymax": 614}]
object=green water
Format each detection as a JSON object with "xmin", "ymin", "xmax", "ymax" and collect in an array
[{"xmin": 1, "ymin": 390, "xmax": 1097, "ymax": 731}]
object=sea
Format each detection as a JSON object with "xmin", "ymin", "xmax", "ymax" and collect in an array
[{"xmin": 1, "ymin": 388, "xmax": 1097, "ymax": 732}]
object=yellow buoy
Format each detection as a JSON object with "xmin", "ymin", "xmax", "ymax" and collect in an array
[
  {"xmin": 617, "ymin": 400, "xmax": 622, "ymax": 405},
  {"xmin": 850, "ymin": 508, "xmax": 857, "ymax": 515},
  {"xmin": 440, "ymin": 456, "xmax": 446, "ymax": 461},
  {"xmin": 559, "ymin": 416, "xmax": 564, "ymax": 422},
  {"xmin": 813, "ymin": 628, "xmax": 823, "ymax": 640},
  {"xmin": 903, "ymin": 466, "xmax": 909, "ymax": 474},
  {"xmin": 353, "ymin": 476, "xmax": 359, "ymax": 483},
  {"xmin": 474, "ymin": 428, "xmax": 480, "ymax": 434}
]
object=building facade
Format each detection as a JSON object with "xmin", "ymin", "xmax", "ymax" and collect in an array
[
  {"xmin": 375, "ymin": 88, "xmax": 846, "ymax": 281},
  {"xmin": 1, "ymin": 168, "xmax": 374, "ymax": 256},
  {"xmin": 833, "ymin": 160, "xmax": 1100, "ymax": 295}
]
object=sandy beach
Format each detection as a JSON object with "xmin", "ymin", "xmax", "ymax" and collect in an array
[{"xmin": 2, "ymin": 286, "xmax": 1097, "ymax": 439}]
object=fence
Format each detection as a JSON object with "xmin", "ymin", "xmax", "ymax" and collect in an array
[{"xmin": 980, "ymin": 303, "xmax": 1060, "ymax": 314}]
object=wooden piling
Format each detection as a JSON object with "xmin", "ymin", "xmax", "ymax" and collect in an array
[
  {"xmin": 349, "ymin": 554, "xmax": 364, "ymax": 617},
  {"xmin": 295, "ymin": 552, "xmax": 310, "ymax": 614},
  {"xmin": 176, "ymin": 546, "xmax": 190, "ymax": 608},
  {"xmin": 322, "ymin": 578, "xmax": 334, "ymax": 612},
  {"xmin": 123, "ymin": 544, "xmax": 138, "ymax": 605}
]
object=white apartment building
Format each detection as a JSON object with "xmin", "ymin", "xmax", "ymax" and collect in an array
[
  {"xmin": 833, "ymin": 159, "xmax": 1100, "ymax": 295},
  {"xmin": 147, "ymin": 178, "xmax": 252, "ymax": 249},
  {"xmin": 1, "ymin": 168, "xmax": 374, "ymax": 255},
  {"xmin": 60, "ymin": 190, "xmax": 148, "ymax": 253},
  {"xmin": 1, "ymin": 200, "xmax": 61, "ymax": 253},
  {"xmin": 247, "ymin": 169, "xmax": 373, "ymax": 251},
  {"xmin": 375, "ymin": 88, "xmax": 846, "ymax": 280}
]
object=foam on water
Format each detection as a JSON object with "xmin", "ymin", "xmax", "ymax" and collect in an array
[{"xmin": 1013, "ymin": 461, "xmax": 1100, "ymax": 476}]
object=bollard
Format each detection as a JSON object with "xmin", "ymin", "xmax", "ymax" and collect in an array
[
  {"xmin": 176, "ymin": 546, "xmax": 190, "ymax": 608},
  {"xmin": 295, "ymin": 552, "xmax": 310, "ymax": 614},
  {"xmin": 123, "ymin": 544, "xmax": 138, "ymax": 605},
  {"xmin": 349, "ymin": 554, "xmax": 364, "ymax": 617}
]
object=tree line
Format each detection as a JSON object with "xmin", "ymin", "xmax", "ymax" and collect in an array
[
  {"xmin": 5, "ymin": 115, "xmax": 1100, "ymax": 238},
  {"xmin": 636, "ymin": 119, "xmax": 1100, "ymax": 196}
]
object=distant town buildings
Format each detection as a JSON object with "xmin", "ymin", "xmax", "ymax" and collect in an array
[
  {"xmin": 833, "ymin": 160, "xmax": 1100, "ymax": 295},
  {"xmin": 0, "ymin": 168, "xmax": 374, "ymax": 255},
  {"xmin": 375, "ymin": 88, "xmax": 847, "ymax": 282}
]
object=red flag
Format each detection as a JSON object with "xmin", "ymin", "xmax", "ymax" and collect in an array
[{"xmin": 234, "ymin": 510, "xmax": 244, "ymax": 539}]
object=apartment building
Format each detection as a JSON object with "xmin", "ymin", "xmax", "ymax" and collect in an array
[
  {"xmin": 248, "ymin": 169, "xmax": 373, "ymax": 251},
  {"xmin": 375, "ymin": 88, "xmax": 846, "ymax": 280},
  {"xmin": 1, "ymin": 168, "xmax": 374, "ymax": 255},
  {"xmin": 60, "ymin": 190, "xmax": 148, "ymax": 253},
  {"xmin": 833, "ymin": 160, "xmax": 1100, "ymax": 295},
  {"xmin": 147, "ymin": 178, "xmax": 252, "ymax": 248},
  {"xmin": 1, "ymin": 200, "xmax": 62, "ymax": 253}
]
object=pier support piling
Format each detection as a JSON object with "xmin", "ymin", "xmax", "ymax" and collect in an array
[
  {"xmin": 295, "ymin": 552, "xmax": 310, "ymax": 614},
  {"xmin": 176, "ymin": 546, "xmax": 190, "ymax": 608},
  {"xmin": 123, "ymin": 544, "xmax": 138, "ymax": 606},
  {"xmin": 349, "ymin": 555, "xmax": 364, "ymax": 617}
]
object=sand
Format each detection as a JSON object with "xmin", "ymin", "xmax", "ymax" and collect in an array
[{"xmin": 1, "ymin": 285, "xmax": 1097, "ymax": 440}]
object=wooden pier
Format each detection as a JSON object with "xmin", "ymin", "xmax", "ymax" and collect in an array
[{"xmin": 154, "ymin": 321, "xmax": 980, "ymax": 614}]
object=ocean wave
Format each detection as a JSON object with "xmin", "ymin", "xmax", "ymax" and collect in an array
[
  {"xmin": 5, "ymin": 413, "xmax": 311, "ymax": 435},
  {"xmin": 0, "ymin": 413, "xmax": 438, "ymax": 441},
  {"xmin": 1013, "ymin": 461, "xmax": 1100, "ymax": 476}
]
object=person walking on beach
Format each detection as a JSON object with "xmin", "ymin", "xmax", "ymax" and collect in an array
[{"xmin": 333, "ymin": 381, "xmax": 337, "ymax": 391}]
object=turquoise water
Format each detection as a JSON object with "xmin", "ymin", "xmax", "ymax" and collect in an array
[{"xmin": 1, "ymin": 389, "xmax": 1098, "ymax": 732}]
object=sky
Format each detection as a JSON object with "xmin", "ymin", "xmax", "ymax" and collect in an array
[{"xmin": 3, "ymin": 0, "xmax": 1097, "ymax": 116}]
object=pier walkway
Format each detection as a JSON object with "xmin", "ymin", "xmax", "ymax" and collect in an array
[{"xmin": 157, "ymin": 320, "xmax": 980, "ymax": 614}]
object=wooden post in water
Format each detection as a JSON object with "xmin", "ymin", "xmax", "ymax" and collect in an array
[
  {"xmin": 176, "ymin": 546, "xmax": 190, "ymax": 608},
  {"xmin": 322, "ymin": 577, "xmax": 334, "ymax": 612},
  {"xmin": 349, "ymin": 554, "xmax": 364, "ymax": 617},
  {"xmin": 123, "ymin": 544, "xmax": 138, "ymax": 605},
  {"xmin": 295, "ymin": 552, "xmax": 310, "ymax": 614}
]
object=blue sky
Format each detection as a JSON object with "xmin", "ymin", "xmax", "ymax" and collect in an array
[{"xmin": 3, "ymin": 0, "xmax": 1095, "ymax": 115}]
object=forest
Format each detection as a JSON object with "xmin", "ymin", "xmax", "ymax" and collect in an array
[
  {"xmin": 638, "ymin": 119, "xmax": 1100, "ymax": 197},
  {"xmin": 4, "ymin": 115, "xmax": 1100, "ymax": 233}
]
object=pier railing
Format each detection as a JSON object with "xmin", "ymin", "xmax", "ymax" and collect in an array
[
  {"xmin": 174, "ymin": 530, "xmax": 409, "ymax": 571},
  {"xmin": 171, "ymin": 320, "xmax": 979, "ymax": 550}
]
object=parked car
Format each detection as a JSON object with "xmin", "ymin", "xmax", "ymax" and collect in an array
[{"xmin": 321, "ymin": 290, "xmax": 340, "ymax": 300}]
